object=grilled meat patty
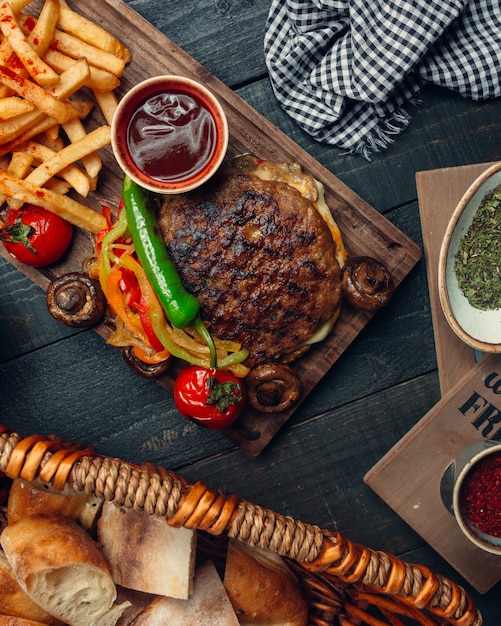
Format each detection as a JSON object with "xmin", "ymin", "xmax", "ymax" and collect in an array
[{"xmin": 158, "ymin": 173, "xmax": 342, "ymax": 366}]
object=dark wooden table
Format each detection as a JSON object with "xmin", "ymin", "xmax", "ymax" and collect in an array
[{"xmin": 1, "ymin": 0, "xmax": 500, "ymax": 622}]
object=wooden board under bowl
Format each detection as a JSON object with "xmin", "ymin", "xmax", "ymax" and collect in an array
[
  {"xmin": 0, "ymin": 0, "xmax": 421, "ymax": 455},
  {"xmin": 416, "ymin": 162, "xmax": 497, "ymax": 394},
  {"xmin": 365, "ymin": 163, "xmax": 501, "ymax": 593}
]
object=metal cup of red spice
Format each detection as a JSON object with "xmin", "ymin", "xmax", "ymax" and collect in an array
[{"xmin": 452, "ymin": 441, "xmax": 501, "ymax": 554}]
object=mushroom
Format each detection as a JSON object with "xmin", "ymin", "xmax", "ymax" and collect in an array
[
  {"xmin": 341, "ymin": 256, "xmax": 394, "ymax": 312},
  {"xmin": 46, "ymin": 272, "xmax": 106, "ymax": 327},
  {"xmin": 121, "ymin": 347, "xmax": 170, "ymax": 379},
  {"xmin": 246, "ymin": 363, "xmax": 302, "ymax": 413}
]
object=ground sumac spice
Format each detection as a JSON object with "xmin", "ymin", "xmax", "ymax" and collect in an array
[{"xmin": 459, "ymin": 451, "xmax": 501, "ymax": 538}]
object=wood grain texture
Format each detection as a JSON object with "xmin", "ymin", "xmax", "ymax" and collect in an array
[
  {"xmin": 1, "ymin": 0, "xmax": 501, "ymax": 619},
  {"xmin": 125, "ymin": 0, "xmax": 271, "ymax": 87},
  {"xmin": 365, "ymin": 353, "xmax": 501, "ymax": 593},
  {"xmin": 416, "ymin": 163, "xmax": 497, "ymax": 393},
  {"xmin": 365, "ymin": 163, "xmax": 501, "ymax": 594},
  {"xmin": 0, "ymin": 0, "xmax": 421, "ymax": 455}
]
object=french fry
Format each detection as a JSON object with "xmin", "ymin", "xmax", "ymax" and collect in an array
[
  {"xmin": 43, "ymin": 48, "xmax": 120, "ymax": 92},
  {"xmin": 62, "ymin": 116, "xmax": 102, "ymax": 179},
  {"xmin": 93, "ymin": 89, "xmax": 118, "ymax": 125},
  {"xmin": 35, "ymin": 133, "xmax": 65, "ymax": 152},
  {"xmin": 16, "ymin": 11, "xmax": 125, "ymax": 78},
  {"xmin": 0, "ymin": 59, "xmax": 90, "ymax": 147},
  {"xmin": 0, "ymin": 1, "xmax": 59, "ymax": 86},
  {"xmin": 0, "ymin": 86, "xmax": 14, "ymax": 99},
  {"xmin": 44, "ymin": 122, "xmax": 60, "ymax": 142},
  {"xmin": 0, "ymin": 0, "xmax": 131, "ymax": 234},
  {"xmin": 45, "ymin": 177, "xmax": 71, "ymax": 195},
  {"xmin": 0, "ymin": 169, "xmax": 107, "ymax": 232},
  {"xmin": 51, "ymin": 29, "xmax": 126, "ymax": 77},
  {"xmin": 0, "ymin": 114, "xmax": 59, "ymax": 154},
  {"xmin": 57, "ymin": 0, "xmax": 132, "ymax": 63},
  {"xmin": 0, "ymin": 38, "xmax": 18, "ymax": 75},
  {"xmin": 15, "ymin": 138, "xmax": 92, "ymax": 197},
  {"xmin": 22, "ymin": 125, "xmax": 110, "ymax": 194},
  {"xmin": 0, "ymin": 66, "xmax": 79, "ymax": 123},
  {"xmin": 7, "ymin": 150, "xmax": 33, "ymax": 178},
  {"xmin": 44, "ymin": 57, "xmax": 92, "ymax": 101},
  {"xmin": 26, "ymin": 0, "xmax": 60, "ymax": 57},
  {"xmin": 0, "ymin": 96, "xmax": 34, "ymax": 120},
  {"xmin": 0, "ymin": 109, "xmax": 45, "ymax": 145},
  {"xmin": 0, "ymin": 150, "xmax": 33, "ymax": 204},
  {"xmin": 9, "ymin": 0, "xmax": 33, "ymax": 12}
]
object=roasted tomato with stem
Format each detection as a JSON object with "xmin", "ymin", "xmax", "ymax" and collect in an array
[
  {"xmin": 0, "ymin": 204, "xmax": 73, "ymax": 267},
  {"xmin": 174, "ymin": 365, "xmax": 246, "ymax": 429}
]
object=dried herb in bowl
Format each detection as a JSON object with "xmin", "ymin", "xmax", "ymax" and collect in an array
[{"xmin": 454, "ymin": 184, "xmax": 501, "ymax": 310}]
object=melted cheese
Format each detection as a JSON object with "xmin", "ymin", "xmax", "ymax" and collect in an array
[{"xmin": 248, "ymin": 160, "xmax": 348, "ymax": 269}]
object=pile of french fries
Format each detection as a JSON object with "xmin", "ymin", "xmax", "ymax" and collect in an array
[{"xmin": 0, "ymin": 0, "xmax": 131, "ymax": 233}]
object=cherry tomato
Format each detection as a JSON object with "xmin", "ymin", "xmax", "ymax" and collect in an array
[
  {"xmin": 173, "ymin": 366, "xmax": 246, "ymax": 429},
  {"xmin": 1, "ymin": 205, "xmax": 73, "ymax": 267}
]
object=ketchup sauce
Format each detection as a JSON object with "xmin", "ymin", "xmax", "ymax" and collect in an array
[
  {"xmin": 127, "ymin": 90, "xmax": 217, "ymax": 183},
  {"xmin": 111, "ymin": 76, "xmax": 228, "ymax": 193}
]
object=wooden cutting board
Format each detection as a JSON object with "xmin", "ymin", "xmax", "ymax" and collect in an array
[
  {"xmin": 365, "ymin": 163, "xmax": 501, "ymax": 593},
  {"xmin": 416, "ymin": 162, "xmax": 497, "ymax": 393},
  {"xmin": 0, "ymin": 0, "xmax": 421, "ymax": 455}
]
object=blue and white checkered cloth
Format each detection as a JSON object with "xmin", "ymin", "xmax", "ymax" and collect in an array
[{"xmin": 264, "ymin": 0, "xmax": 501, "ymax": 158}]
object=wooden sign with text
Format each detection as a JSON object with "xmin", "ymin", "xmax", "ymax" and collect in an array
[{"xmin": 365, "ymin": 353, "xmax": 501, "ymax": 593}]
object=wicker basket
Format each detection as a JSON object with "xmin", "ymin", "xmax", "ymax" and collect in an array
[{"xmin": 0, "ymin": 425, "xmax": 482, "ymax": 626}]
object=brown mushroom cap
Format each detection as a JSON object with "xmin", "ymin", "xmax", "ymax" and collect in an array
[
  {"xmin": 46, "ymin": 272, "xmax": 106, "ymax": 327},
  {"xmin": 246, "ymin": 363, "xmax": 302, "ymax": 413},
  {"xmin": 341, "ymin": 256, "xmax": 394, "ymax": 313},
  {"xmin": 121, "ymin": 346, "xmax": 170, "ymax": 378}
]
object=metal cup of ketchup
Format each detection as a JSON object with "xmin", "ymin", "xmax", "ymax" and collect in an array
[{"xmin": 111, "ymin": 75, "xmax": 229, "ymax": 193}]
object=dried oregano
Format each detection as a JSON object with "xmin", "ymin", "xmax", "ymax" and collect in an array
[{"xmin": 454, "ymin": 184, "xmax": 501, "ymax": 310}]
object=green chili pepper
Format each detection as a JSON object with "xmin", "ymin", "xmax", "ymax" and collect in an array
[
  {"xmin": 121, "ymin": 175, "xmax": 248, "ymax": 370},
  {"xmin": 122, "ymin": 175, "xmax": 200, "ymax": 329}
]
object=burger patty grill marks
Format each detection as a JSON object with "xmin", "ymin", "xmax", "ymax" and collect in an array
[{"xmin": 159, "ymin": 174, "xmax": 342, "ymax": 366}]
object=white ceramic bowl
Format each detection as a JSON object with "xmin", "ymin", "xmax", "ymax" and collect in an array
[
  {"xmin": 438, "ymin": 162, "xmax": 501, "ymax": 352},
  {"xmin": 111, "ymin": 75, "xmax": 228, "ymax": 194}
]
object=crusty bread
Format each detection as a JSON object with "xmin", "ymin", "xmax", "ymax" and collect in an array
[
  {"xmin": 115, "ymin": 588, "xmax": 157, "ymax": 626},
  {"xmin": 0, "ymin": 550, "xmax": 62, "ymax": 626},
  {"xmin": 0, "ymin": 514, "xmax": 129, "ymax": 626},
  {"xmin": 129, "ymin": 561, "xmax": 239, "ymax": 626},
  {"xmin": 7, "ymin": 478, "xmax": 103, "ymax": 531},
  {"xmin": 98, "ymin": 501, "xmax": 196, "ymax": 599},
  {"xmin": 0, "ymin": 617, "xmax": 54, "ymax": 625},
  {"xmin": 223, "ymin": 541, "xmax": 308, "ymax": 626}
]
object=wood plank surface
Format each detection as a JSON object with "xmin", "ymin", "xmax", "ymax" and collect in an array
[
  {"xmin": 1, "ymin": 0, "xmax": 501, "ymax": 621},
  {"xmin": 0, "ymin": 0, "xmax": 421, "ymax": 455}
]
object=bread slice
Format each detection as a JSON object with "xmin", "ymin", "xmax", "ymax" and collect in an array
[
  {"xmin": 0, "ymin": 617, "xmax": 56, "ymax": 625},
  {"xmin": 129, "ymin": 561, "xmax": 239, "ymax": 625},
  {"xmin": 223, "ymin": 540, "xmax": 308, "ymax": 626},
  {"xmin": 98, "ymin": 502, "xmax": 196, "ymax": 599},
  {"xmin": 7, "ymin": 478, "xmax": 103, "ymax": 531},
  {"xmin": 0, "ymin": 514, "xmax": 129, "ymax": 626},
  {"xmin": 0, "ymin": 550, "xmax": 62, "ymax": 625},
  {"xmin": 115, "ymin": 587, "xmax": 157, "ymax": 626}
]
